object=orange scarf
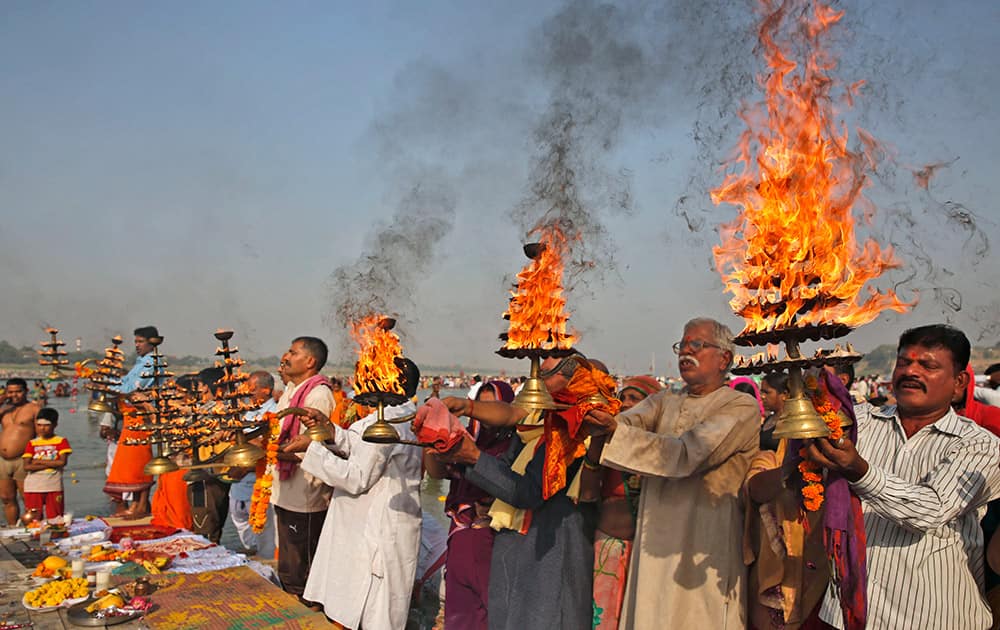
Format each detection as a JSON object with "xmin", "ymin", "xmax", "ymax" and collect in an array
[
  {"xmin": 151, "ymin": 468, "xmax": 192, "ymax": 530},
  {"xmin": 541, "ymin": 366, "xmax": 621, "ymax": 499}
]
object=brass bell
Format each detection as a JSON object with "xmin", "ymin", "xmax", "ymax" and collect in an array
[
  {"xmin": 771, "ymin": 368, "xmax": 831, "ymax": 440},
  {"xmin": 361, "ymin": 400, "xmax": 420, "ymax": 445},
  {"xmin": 144, "ymin": 442, "xmax": 180, "ymax": 475},
  {"xmin": 362, "ymin": 420, "xmax": 402, "ymax": 444},
  {"xmin": 88, "ymin": 392, "xmax": 117, "ymax": 415},
  {"xmin": 363, "ymin": 400, "xmax": 403, "ymax": 443},
  {"xmin": 275, "ymin": 406, "xmax": 333, "ymax": 443},
  {"xmin": 144, "ymin": 456, "xmax": 179, "ymax": 476},
  {"xmin": 772, "ymin": 394, "xmax": 831, "ymax": 439},
  {"xmin": 223, "ymin": 431, "xmax": 265, "ymax": 467},
  {"xmin": 306, "ymin": 421, "xmax": 333, "ymax": 442},
  {"xmin": 511, "ymin": 356, "xmax": 559, "ymax": 412}
]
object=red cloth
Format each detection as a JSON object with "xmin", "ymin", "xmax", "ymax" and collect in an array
[
  {"xmin": 277, "ymin": 374, "xmax": 332, "ymax": 480},
  {"xmin": 414, "ymin": 398, "xmax": 470, "ymax": 452},
  {"xmin": 109, "ymin": 523, "xmax": 179, "ymax": 543},
  {"xmin": 960, "ymin": 365, "xmax": 1000, "ymax": 437}
]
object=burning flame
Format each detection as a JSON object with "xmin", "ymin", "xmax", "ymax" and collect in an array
[
  {"xmin": 351, "ymin": 314, "xmax": 405, "ymax": 395},
  {"xmin": 503, "ymin": 225, "xmax": 577, "ymax": 351},
  {"xmin": 711, "ymin": 0, "xmax": 912, "ymax": 335}
]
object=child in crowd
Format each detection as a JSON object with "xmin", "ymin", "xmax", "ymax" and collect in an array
[{"xmin": 22, "ymin": 408, "xmax": 72, "ymax": 519}]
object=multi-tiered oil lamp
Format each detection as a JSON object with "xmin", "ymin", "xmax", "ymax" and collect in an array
[
  {"xmin": 353, "ymin": 316, "xmax": 420, "ymax": 446},
  {"xmin": 38, "ymin": 327, "xmax": 69, "ymax": 380},
  {"xmin": 210, "ymin": 330, "xmax": 266, "ymax": 467},
  {"xmin": 126, "ymin": 336, "xmax": 183, "ymax": 475},
  {"xmin": 709, "ymin": 0, "xmax": 910, "ymax": 438},
  {"xmin": 497, "ymin": 232, "xmax": 577, "ymax": 414},
  {"xmin": 86, "ymin": 335, "xmax": 127, "ymax": 415},
  {"xmin": 730, "ymin": 327, "xmax": 861, "ymax": 438}
]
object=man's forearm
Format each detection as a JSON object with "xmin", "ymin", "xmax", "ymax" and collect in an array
[{"xmin": 469, "ymin": 399, "xmax": 527, "ymax": 427}]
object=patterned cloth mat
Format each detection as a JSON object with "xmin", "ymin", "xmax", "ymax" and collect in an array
[{"xmin": 136, "ymin": 565, "xmax": 329, "ymax": 629}]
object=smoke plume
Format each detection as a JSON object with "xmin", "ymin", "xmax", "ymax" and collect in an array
[
  {"xmin": 512, "ymin": 0, "xmax": 666, "ymax": 287},
  {"xmin": 326, "ymin": 177, "xmax": 456, "ymax": 348}
]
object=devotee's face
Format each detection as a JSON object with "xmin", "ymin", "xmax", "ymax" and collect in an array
[
  {"xmin": 478, "ymin": 389, "xmax": 497, "ymax": 402},
  {"xmin": 247, "ymin": 376, "xmax": 272, "ymax": 404},
  {"xmin": 759, "ymin": 381, "xmax": 786, "ymax": 414},
  {"xmin": 540, "ymin": 357, "xmax": 572, "ymax": 394},
  {"xmin": 618, "ymin": 388, "xmax": 646, "ymax": 412},
  {"xmin": 134, "ymin": 335, "xmax": 154, "ymax": 356},
  {"xmin": 282, "ymin": 341, "xmax": 315, "ymax": 379},
  {"xmin": 35, "ymin": 421, "xmax": 54, "ymax": 439},
  {"xmin": 892, "ymin": 344, "xmax": 967, "ymax": 416},
  {"xmin": 676, "ymin": 323, "xmax": 731, "ymax": 388},
  {"xmin": 5, "ymin": 384, "xmax": 27, "ymax": 406},
  {"xmin": 196, "ymin": 382, "xmax": 211, "ymax": 402},
  {"xmin": 836, "ymin": 372, "xmax": 850, "ymax": 388}
]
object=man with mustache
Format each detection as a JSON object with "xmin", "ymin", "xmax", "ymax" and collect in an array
[
  {"xmin": 584, "ymin": 317, "xmax": 761, "ymax": 630},
  {"xmin": 271, "ymin": 336, "xmax": 335, "ymax": 604},
  {"xmin": 806, "ymin": 324, "xmax": 1000, "ymax": 630}
]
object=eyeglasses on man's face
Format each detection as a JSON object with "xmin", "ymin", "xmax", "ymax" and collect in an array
[{"xmin": 671, "ymin": 339, "xmax": 722, "ymax": 355}]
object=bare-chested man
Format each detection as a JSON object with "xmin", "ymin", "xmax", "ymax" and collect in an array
[{"xmin": 0, "ymin": 378, "xmax": 41, "ymax": 525}]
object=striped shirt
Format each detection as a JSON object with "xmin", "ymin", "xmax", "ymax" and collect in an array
[{"xmin": 819, "ymin": 404, "xmax": 1000, "ymax": 629}]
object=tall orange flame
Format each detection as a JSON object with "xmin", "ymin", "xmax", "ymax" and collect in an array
[
  {"xmin": 711, "ymin": 0, "xmax": 912, "ymax": 335},
  {"xmin": 503, "ymin": 225, "xmax": 577, "ymax": 351},
  {"xmin": 351, "ymin": 314, "xmax": 405, "ymax": 395}
]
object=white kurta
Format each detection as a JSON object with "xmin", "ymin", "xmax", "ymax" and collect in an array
[
  {"xmin": 600, "ymin": 386, "xmax": 760, "ymax": 630},
  {"xmin": 300, "ymin": 401, "xmax": 423, "ymax": 630}
]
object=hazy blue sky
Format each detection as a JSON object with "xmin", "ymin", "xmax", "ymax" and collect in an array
[{"xmin": 1, "ymin": 0, "xmax": 997, "ymax": 375}]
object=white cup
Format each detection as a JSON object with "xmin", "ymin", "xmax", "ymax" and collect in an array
[
  {"xmin": 63, "ymin": 511, "xmax": 74, "ymax": 526},
  {"xmin": 95, "ymin": 571, "xmax": 111, "ymax": 590},
  {"xmin": 71, "ymin": 559, "xmax": 85, "ymax": 578}
]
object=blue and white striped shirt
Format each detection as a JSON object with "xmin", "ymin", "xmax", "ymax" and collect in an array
[{"xmin": 820, "ymin": 404, "xmax": 1000, "ymax": 629}]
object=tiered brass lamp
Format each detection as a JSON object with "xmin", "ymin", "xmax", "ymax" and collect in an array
[
  {"xmin": 87, "ymin": 335, "xmax": 126, "ymax": 415},
  {"xmin": 38, "ymin": 327, "xmax": 69, "ymax": 380},
  {"xmin": 730, "ymin": 324, "xmax": 860, "ymax": 438}
]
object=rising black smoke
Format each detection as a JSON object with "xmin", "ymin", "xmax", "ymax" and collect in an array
[
  {"xmin": 325, "ymin": 175, "xmax": 456, "ymax": 348},
  {"xmin": 512, "ymin": 0, "xmax": 667, "ymax": 288}
]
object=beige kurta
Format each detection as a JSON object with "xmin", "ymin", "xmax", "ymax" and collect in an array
[{"xmin": 600, "ymin": 385, "xmax": 760, "ymax": 630}]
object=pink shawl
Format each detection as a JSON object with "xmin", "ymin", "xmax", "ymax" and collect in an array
[{"xmin": 277, "ymin": 374, "xmax": 332, "ymax": 480}]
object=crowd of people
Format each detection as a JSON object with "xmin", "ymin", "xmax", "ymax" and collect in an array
[{"xmin": 3, "ymin": 320, "xmax": 1000, "ymax": 629}]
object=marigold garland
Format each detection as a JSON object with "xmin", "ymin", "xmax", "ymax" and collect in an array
[
  {"xmin": 249, "ymin": 412, "xmax": 280, "ymax": 534},
  {"xmin": 798, "ymin": 374, "xmax": 845, "ymax": 512},
  {"xmin": 74, "ymin": 361, "xmax": 95, "ymax": 379}
]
